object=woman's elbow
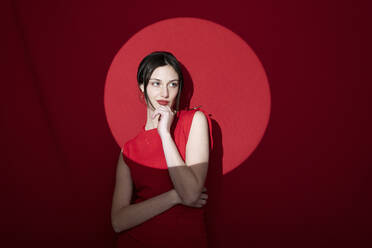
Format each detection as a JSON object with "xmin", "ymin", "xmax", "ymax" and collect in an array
[
  {"xmin": 112, "ymin": 224, "xmax": 121, "ymax": 234},
  {"xmin": 112, "ymin": 220, "xmax": 130, "ymax": 233},
  {"xmin": 111, "ymin": 215, "xmax": 122, "ymax": 233},
  {"xmin": 111, "ymin": 212, "xmax": 128, "ymax": 233}
]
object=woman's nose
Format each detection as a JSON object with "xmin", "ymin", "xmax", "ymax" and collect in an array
[{"xmin": 161, "ymin": 86, "xmax": 169, "ymax": 97}]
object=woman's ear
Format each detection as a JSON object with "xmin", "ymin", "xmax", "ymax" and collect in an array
[{"xmin": 139, "ymin": 84, "xmax": 144, "ymax": 93}]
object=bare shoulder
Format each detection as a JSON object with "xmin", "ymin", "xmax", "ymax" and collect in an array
[
  {"xmin": 116, "ymin": 149, "xmax": 131, "ymax": 179},
  {"xmin": 190, "ymin": 110, "xmax": 208, "ymax": 129},
  {"xmin": 188, "ymin": 110, "xmax": 209, "ymax": 140},
  {"xmin": 117, "ymin": 150, "xmax": 129, "ymax": 172}
]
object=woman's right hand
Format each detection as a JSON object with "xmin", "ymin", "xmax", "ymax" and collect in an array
[{"xmin": 172, "ymin": 187, "xmax": 208, "ymax": 208}]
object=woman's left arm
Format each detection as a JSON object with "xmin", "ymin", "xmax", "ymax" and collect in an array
[{"xmin": 159, "ymin": 110, "xmax": 210, "ymax": 205}]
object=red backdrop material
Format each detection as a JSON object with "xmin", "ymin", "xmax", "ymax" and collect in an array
[{"xmin": 2, "ymin": 0, "xmax": 370, "ymax": 247}]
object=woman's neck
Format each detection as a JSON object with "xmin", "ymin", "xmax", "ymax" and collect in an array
[{"xmin": 145, "ymin": 107, "xmax": 159, "ymax": 130}]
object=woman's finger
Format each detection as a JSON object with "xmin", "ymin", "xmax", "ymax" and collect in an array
[
  {"xmin": 159, "ymin": 106, "xmax": 174, "ymax": 116},
  {"xmin": 200, "ymin": 193, "xmax": 208, "ymax": 200},
  {"xmin": 196, "ymin": 200, "xmax": 206, "ymax": 206},
  {"xmin": 196, "ymin": 198, "xmax": 207, "ymax": 204},
  {"xmin": 152, "ymin": 108, "xmax": 160, "ymax": 119},
  {"xmin": 153, "ymin": 108, "xmax": 167, "ymax": 119},
  {"xmin": 165, "ymin": 105, "xmax": 173, "ymax": 113},
  {"xmin": 153, "ymin": 107, "xmax": 168, "ymax": 118}
]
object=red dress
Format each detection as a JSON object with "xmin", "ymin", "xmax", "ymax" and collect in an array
[{"xmin": 117, "ymin": 107, "xmax": 213, "ymax": 248}]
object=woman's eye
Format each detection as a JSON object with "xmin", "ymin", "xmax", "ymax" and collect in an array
[
  {"xmin": 170, "ymin": 83, "xmax": 178, "ymax": 87},
  {"xmin": 151, "ymin": 82, "xmax": 160, "ymax": 86}
]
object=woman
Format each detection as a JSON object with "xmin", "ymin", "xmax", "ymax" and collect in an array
[{"xmin": 111, "ymin": 51, "xmax": 213, "ymax": 248}]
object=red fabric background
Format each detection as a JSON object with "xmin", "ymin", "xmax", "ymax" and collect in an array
[{"xmin": 1, "ymin": 0, "xmax": 370, "ymax": 247}]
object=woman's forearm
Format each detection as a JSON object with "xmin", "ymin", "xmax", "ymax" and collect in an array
[
  {"xmin": 112, "ymin": 189, "xmax": 179, "ymax": 233},
  {"xmin": 160, "ymin": 133, "xmax": 202, "ymax": 205}
]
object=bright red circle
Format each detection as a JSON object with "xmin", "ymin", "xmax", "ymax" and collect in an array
[{"xmin": 104, "ymin": 17, "xmax": 270, "ymax": 175}]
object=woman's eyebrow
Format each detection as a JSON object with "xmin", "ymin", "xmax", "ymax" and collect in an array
[{"xmin": 149, "ymin": 78, "xmax": 179, "ymax": 82}]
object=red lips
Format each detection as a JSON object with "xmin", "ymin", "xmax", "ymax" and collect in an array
[{"xmin": 157, "ymin": 100, "xmax": 169, "ymax": 106}]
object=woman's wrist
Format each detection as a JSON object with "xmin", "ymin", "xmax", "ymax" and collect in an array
[
  {"xmin": 169, "ymin": 189, "xmax": 181, "ymax": 205},
  {"xmin": 159, "ymin": 131, "xmax": 172, "ymax": 140}
]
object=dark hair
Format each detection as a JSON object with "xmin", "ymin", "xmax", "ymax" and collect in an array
[{"xmin": 137, "ymin": 51, "xmax": 184, "ymax": 111}]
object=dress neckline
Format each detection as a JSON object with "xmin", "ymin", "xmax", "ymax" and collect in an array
[{"xmin": 142, "ymin": 124, "xmax": 157, "ymax": 132}]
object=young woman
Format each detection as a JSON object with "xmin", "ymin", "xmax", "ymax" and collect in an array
[{"xmin": 111, "ymin": 51, "xmax": 213, "ymax": 248}]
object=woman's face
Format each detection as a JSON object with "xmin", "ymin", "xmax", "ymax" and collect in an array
[{"xmin": 141, "ymin": 65, "xmax": 180, "ymax": 110}]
